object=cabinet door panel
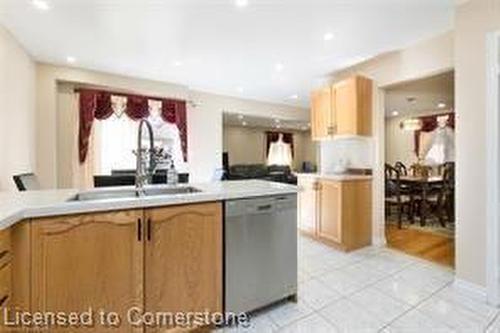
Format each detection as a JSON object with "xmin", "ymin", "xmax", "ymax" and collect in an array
[
  {"xmin": 297, "ymin": 178, "xmax": 318, "ymax": 236},
  {"xmin": 31, "ymin": 210, "xmax": 144, "ymax": 333},
  {"xmin": 311, "ymin": 87, "xmax": 332, "ymax": 140},
  {"xmin": 334, "ymin": 78, "xmax": 357, "ymax": 135},
  {"xmin": 145, "ymin": 203, "xmax": 222, "ymax": 332},
  {"xmin": 318, "ymin": 181, "xmax": 342, "ymax": 244}
]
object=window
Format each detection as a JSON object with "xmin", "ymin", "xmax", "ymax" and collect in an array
[{"xmin": 96, "ymin": 102, "xmax": 187, "ymax": 175}]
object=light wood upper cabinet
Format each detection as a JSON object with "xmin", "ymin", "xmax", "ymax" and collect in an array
[
  {"xmin": 310, "ymin": 86, "xmax": 334, "ymax": 140},
  {"xmin": 297, "ymin": 177, "xmax": 319, "ymax": 236},
  {"xmin": 317, "ymin": 180, "xmax": 342, "ymax": 244},
  {"xmin": 145, "ymin": 202, "xmax": 222, "ymax": 332},
  {"xmin": 334, "ymin": 76, "xmax": 373, "ymax": 136},
  {"xmin": 31, "ymin": 210, "xmax": 144, "ymax": 333},
  {"xmin": 310, "ymin": 75, "xmax": 372, "ymax": 140}
]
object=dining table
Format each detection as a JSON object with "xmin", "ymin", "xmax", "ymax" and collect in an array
[{"xmin": 392, "ymin": 175, "xmax": 444, "ymax": 226}]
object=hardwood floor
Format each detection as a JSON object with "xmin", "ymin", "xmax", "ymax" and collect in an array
[{"xmin": 385, "ymin": 224, "xmax": 455, "ymax": 268}]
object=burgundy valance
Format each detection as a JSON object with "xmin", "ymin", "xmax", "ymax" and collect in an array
[
  {"xmin": 78, "ymin": 89, "xmax": 188, "ymax": 164},
  {"xmin": 414, "ymin": 112, "xmax": 455, "ymax": 157},
  {"xmin": 265, "ymin": 131, "xmax": 294, "ymax": 157}
]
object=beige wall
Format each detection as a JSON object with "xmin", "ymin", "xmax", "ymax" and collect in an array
[
  {"xmin": 37, "ymin": 64, "xmax": 308, "ymax": 187},
  {"xmin": 385, "ymin": 109, "xmax": 454, "ymax": 167},
  {"xmin": 454, "ymin": 0, "xmax": 500, "ymax": 287},
  {"xmin": 223, "ymin": 126, "xmax": 317, "ymax": 170},
  {"xmin": 0, "ymin": 25, "xmax": 36, "ymax": 191}
]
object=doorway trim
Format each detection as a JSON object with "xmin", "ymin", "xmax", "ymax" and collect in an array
[{"xmin": 486, "ymin": 30, "xmax": 500, "ymax": 306}]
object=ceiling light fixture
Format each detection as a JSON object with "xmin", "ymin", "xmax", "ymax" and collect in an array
[
  {"xmin": 437, "ymin": 102, "xmax": 447, "ymax": 109},
  {"xmin": 242, "ymin": 121, "xmax": 248, "ymax": 126},
  {"xmin": 391, "ymin": 110, "xmax": 399, "ymax": 117},
  {"xmin": 66, "ymin": 56, "xmax": 76, "ymax": 64},
  {"xmin": 323, "ymin": 32, "xmax": 334, "ymax": 41},
  {"xmin": 235, "ymin": 0, "xmax": 248, "ymax": 8},
  {"xmin": 275, "ymin": 63, "xmax": 284, "ymax": 72},
  {"xmin": 237, "ymin": 114, "xmax": 244, "ymax": 120},
  {"xmin": 289, "ymin": 94, "xmax": 299, "ymax": 100},
  {"xmin": 173, "ymin": 61, "xmax": 183, "ymax": 67},
  {"xmin": 31, "ymin": 0, "xmax": 50, "ymax": 10},
  {"xmin": 274, "ymin": 118, "xmax": 281, "ymax": 123}
]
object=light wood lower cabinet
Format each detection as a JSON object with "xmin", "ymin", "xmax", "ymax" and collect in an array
[
  {"xmin": 0, "ymin": 228, "xmax": 11, "ymax": 308},
  {"xmin": 10, "ymin": 202, "xmax": 223, "ymax": 333},
  {"xmin": 31, "ymin": 209, "xmax": 144, "ymax": 333},
  {"xmin": 145, "ymin": 203, "xmax": 222, "ymax": 332},
  {"xmin": 298, "ymin": 177, "xmax": 372, "ymax": 251}
]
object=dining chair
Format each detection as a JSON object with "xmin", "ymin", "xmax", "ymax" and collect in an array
[
  {"xmin": 13, "ymin": 173, "xmax": 41, "ymax": 191},
  {"xmin": 394, "ymin": 161, "xmax": 408, "ymax": 176},
  {"xmin": 418, "ymin": 163, "xmax": 455, "ymax": 227},
  {"xmin": 385, "ymin": 164, "xmax": 413, "ymax": 229}
]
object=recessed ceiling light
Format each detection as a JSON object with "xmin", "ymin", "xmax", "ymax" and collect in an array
[
  {"xmin": 237, "ymin": 114, "xmax": 244, "ymax": 120},
  {"xmin": 276, "ymin": 124, "xmax": 282, "ymax": 129},
  {"xmin": 235, "ymin": 0, "xmax": 248, "ymax": 8},
  {"xmin": 173, "ymin": 61, "xmax": 183, "ymax": 67},
  {"xmin": 323, "ymin": 32, "xmax": 335, "ymax": 41},
  {"xmin": 288, "ymin": 94, "xmax": 299, "ymax": 100},
  {"xmin": 437, "ymin": 102, "xmax": 447, "ymax": 109},
  {"xmin": 274, "ymin": 118, "xmax": 281, "ymax": 123},
  {"xmin": 242, "ymin": 121, "xmax": 248, "ymax": 126},
  {"xmin": 66, "ymin": 56, "xmax": 76, "ymax": 64},
  {"xmin": 391, "ymin": 110, "xmax": 399, "ymax": 116},
  {"xmin": 275, "ymin": 63, "xmax": 284, "ymax": 72},
  {"xmin": 31, "ymin": 0, "xmax": 50, "ymax": 10}
]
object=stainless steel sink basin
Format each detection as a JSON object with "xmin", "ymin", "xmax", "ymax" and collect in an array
[{"xmin": 68, "ymin": 187, "xmax": 201, "ymax": 202}]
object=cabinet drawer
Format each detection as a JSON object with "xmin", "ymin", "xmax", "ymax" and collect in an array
[{"xmin": 0, "ymin": 263, "xmax": 11, "ymax": 306}]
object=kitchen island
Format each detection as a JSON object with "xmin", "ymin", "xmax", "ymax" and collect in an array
[{"xmin": 0, "ymin": 180, "xmax": 297, "ymax": 332}]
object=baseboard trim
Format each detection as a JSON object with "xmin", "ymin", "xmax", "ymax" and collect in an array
[{"xmin": 453, "ymin": 278, "xmax": 487, "ymax": 302}]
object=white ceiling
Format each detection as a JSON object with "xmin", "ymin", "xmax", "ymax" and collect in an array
[
  {"xmin": 223, "ymin": 112, "xmax": 310, "ymax": 131},
  {"xmin": 0, "ymin": 0, "xmax": 454, "ymax": 107},
  {"xmin": 385, "ymin": 70, "xmax": 454, "ymax": 117}
]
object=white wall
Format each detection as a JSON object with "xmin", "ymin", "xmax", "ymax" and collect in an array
[
  {"xmin": 0, "ymin": 25, "xmax": 36, "ymax": 191},
  {"xmin": 454, "ymin": 0, "xmax": 500, "ymax": 288},
  {"xmin": 37, "ymin": 64, "xmax": 308, "ymax": 187}
]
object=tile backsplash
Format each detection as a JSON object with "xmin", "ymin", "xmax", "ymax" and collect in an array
[{"xmin": 319, "ymin": 137, "xmax": 373, "ymax": 174}]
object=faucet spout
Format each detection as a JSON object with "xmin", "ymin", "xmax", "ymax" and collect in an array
[{"xmin": 135, "ymin": 119, "xmax": 155, "ymax": 193}]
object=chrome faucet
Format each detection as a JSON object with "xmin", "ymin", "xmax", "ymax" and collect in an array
[{"xmin": 135, "ymin": 119, "xmax": 156, "ymax": 194}]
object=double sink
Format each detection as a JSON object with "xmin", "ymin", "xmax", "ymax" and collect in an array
[{"xmin": 69, "ymin": 186, "xmax": 201, "ymax": 202}]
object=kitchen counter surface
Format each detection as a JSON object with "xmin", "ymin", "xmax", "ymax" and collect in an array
[
  {"xmin": 0, "ymin": 180, "xmax": 297, "ymax": 230},
  {"xmin": 296, "ymin": 173, "xmax": 373, "ymax": 181}
]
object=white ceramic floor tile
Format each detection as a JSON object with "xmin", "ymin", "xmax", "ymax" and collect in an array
[
  {"xmin": 319, "ymin": 298, "xmax": 387, "ymax": 333},
  {"xmin": 298, "ymin": 253, "xmax": 338, "ymax": 276},
  {"xmin": 318, "ymin": 261, "xmax": 388, "ymax": 296},
  {"xmin": 298, "ymin": 278, "xmax": 343, "ymax": 310},
  {"xmin": 266, "ymin": 299, "xmax": 314, "ymax": 328},
  {"xmin": 349, "ymin": 287, "xmax": 412, "ymax": 323},
  {"xmin": 486, "ymin": 314, "xmax": 500, "ymax": 333},
  {"xmin": 363, "ymin": 251, "xmax": 415, "ymax": 275},
  {"xmin": 278, "ymin": 313, "xmax": 338, "ymax": 333},
  {"xmin": 435, "ymin": 285, "xmax": 499, "ymax": 324},
  {"xmin": 220, "ymin": 313, "xmax": 277, "ymax": 333},
  {"xmin": 373, "ymin": 275, "xmax": 440, "ymax": 306},
  {"xmin": 386, "ymin": 309, "xmax": 455, "ymax": 333},
  {"xmin": 417, "ymin": 294, "xmax": 494, "ymax": 332}
]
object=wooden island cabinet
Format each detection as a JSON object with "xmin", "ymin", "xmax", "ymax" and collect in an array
[
  {"xmin": 298, "ymin": 176, "xmax": 372, "ymax": 251},
  {"xmin": 7, "ymin": 202, "xmax": 223, "ymax": 333}
]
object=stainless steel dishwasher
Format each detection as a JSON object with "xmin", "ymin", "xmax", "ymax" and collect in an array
[{"xmin": 225, "ymin": 194, "xmax": 297, "ymax": 314}]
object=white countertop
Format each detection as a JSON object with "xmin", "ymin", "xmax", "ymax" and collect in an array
[
  {"xmin": 295, "ymin": 173, "xmax": 373, "ymax": 181},
  {"xmin": 0, "ymin": 180, "xmax": 297, "ymax": 230}
]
